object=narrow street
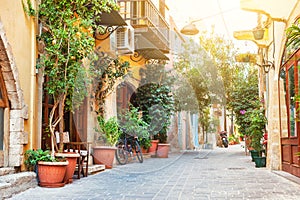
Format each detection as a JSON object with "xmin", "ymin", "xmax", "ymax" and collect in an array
[{"xmin": 9, "ymin": 144, "xmax": 300, "ymax": 200}]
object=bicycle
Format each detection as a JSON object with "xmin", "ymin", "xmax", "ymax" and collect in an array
[{"xmin": 115, "ymin": 133, "xmax": 143, "ymax": 165}]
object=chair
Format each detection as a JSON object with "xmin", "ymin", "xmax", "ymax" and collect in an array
[{"xmin": 65, "ymin": 142, "xmax": 92, "ymax": 179}]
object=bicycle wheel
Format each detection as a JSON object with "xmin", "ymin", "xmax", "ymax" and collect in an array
[
  {"xmin": 134, "ymin": 140, "xmax": 143, "ymax": 163},
  {"xmin": 115, "ymin": 140, "xmax": 128, "ymax": 165}
]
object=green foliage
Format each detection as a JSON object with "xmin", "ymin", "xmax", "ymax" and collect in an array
[
  {"xmin": 24, "ymin": 149, "xmax": 56, "ymax": 170},
  {"xmin": 286, "ymin": 23, "xmax": 300, "ymax": 47},
  {"xmin": 228, "ymin": 134, "xmax": 239, "ymax": 144},
  {"xmin": 22, "ymin": 0, "xmax": 36, "ymax": 16},
  {"xmin": 131, "ymin": 63, "xmax": 175, "ymax": 143},
  {"xmin": 198, "ymin": 29, "xmax": 239, "ymax": 106},
  {"xmin": 92, "ymin": 51, "xmax": 130, "ymax": 115},
  {"xmin": 96, "ymin": 116, "xmax": 121, "ymax": 146},
  {"xmin": 247, "ymin": 103, "xmax": 267, "ymax": 153},
  {"xmin": 139, "ymin": 137, "xmax": 152, "ymax": 149},
  {"xmin": 118, "ymin": 106, "xmax": 150, "ymax": 139},
  {"xmin": 118, "ymin": 106, "xmax": 151, "ymax": 149},
  {"xmin": 228, "ymin": 69, "xmax": 259, "ymax": 136},
  {"xmin": 23, "ymin": 0, "xmax": 120, "ymax": 153}
]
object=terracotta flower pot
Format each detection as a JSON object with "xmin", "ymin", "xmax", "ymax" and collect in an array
[
  {"xmin": 55, "ymin": 152, "xmax": 80, "ymax": 184},
  {"xmin": 148, "ymin": 140, "xmax": 159, "ymax": 156},
  {"xmin": 156, "ymin": 143, "xmax": 170, "ymax": 158},
  {"xmin": 37, "ymin": 160, "xmax": 69, "ymax": 188},
  {"xmin": 93, "ymin": 146, "xmax": 117, "ymax": 169}
]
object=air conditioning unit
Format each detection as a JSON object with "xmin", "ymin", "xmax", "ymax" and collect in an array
[{"xmin": 116, "ymin": 26, "xmax": 134, "ymax": 54}]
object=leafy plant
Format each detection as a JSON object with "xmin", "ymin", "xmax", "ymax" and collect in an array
[
  {"xmin": 22, "ymin": 0, "xmax": 119, "ymax": 156},
  {"xmin": 118, "ymin": 106, "xmax": 150, "ymax": 139},
  {"xmin": 118, "ymin": 106, "xmax": 150, "ymax": 149},
  {"xmin": 132, "ymin": 83, "xmax": 174, "ymax": 143},
  {"xmin": 131, "ymin": 63, "xmax": 175, "ymax": 143},
  {"xmin": 140, "ymin": 137, "xmax": 152, "ymax": 149},
  {"xmin": 96, "ymin": 116, "xmax": 121, "ymax": 146},
  {"xmin": 228, "ymin": 69, "xmax": 259, "ymax": 137},
  {"xmin": 247, "ymin": 102, "xmax": 267, "ymax": 156},
  {"xmin": 24, "ymin": 149, "xmax": 56, "ymax": 170}
]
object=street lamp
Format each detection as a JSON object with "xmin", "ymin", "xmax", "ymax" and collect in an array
[{"xmin": 180, "ymin": 19, "xmax": 202, "ymax": 36}]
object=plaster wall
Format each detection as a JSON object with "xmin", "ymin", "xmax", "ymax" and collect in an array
[{"xmin": 0, "ymin": 1, "xmax": 38, "ymax": 149}]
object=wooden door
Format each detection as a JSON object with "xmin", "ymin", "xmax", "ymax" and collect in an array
[
  {"xmin": 70, "ymin": 98, "xmax": 87, "ymax": 143},
  {"xmin": 280, "ymin": 49, "xmax": 300, "ymax": 177},
  {"xmin": 117, "ymin": 82, "xmax": 135, "ymax": 115}
]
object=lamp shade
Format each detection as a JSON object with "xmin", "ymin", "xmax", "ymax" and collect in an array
[{"xmin": 180, "ymin": 23, "xmax": 199, "ymax": 35}]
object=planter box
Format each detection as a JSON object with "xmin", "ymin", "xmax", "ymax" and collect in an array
[
  {"xmin": 250, "ymin": 150, "xmax": 259, "ymax": 162},
  {"xmin": 253, "ymin": 156, "xmax": 266, "ymax": 168},
  {"xmin": 148, "ymin": 140, "xmax": 159, "ymax": 156},
  {"xmin": 93, "ymin": 146, "xmax": 117, "ymax": 169},
  {"xmin": 55, "ymin": 152, "xmax": 80, "ymax": 184},
  {"xmin": 37, "ymin": 161, "xmax": 69, "ymax": 188},
  {"xmin": 156, "ymin": 143, "xmax": 170, "ymax": 158}
]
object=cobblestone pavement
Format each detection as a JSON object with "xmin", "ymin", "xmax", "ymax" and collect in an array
[{"xmin": 8, "ymin": 144, "xmax": 300, "ymax": 200}]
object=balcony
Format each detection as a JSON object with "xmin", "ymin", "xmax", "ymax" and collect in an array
[{"xmin": 118, "ymin": 0, "xmax": 170, "ymax": 53}]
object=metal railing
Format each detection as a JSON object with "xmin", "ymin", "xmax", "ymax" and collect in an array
[{"xmin": 118, "ymin": 0, "xmax": 169, "ymax": 49}]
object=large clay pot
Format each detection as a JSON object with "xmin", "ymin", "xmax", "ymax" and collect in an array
[
  {"xmin": 37, "ymin": 161, "xmax": 68, "ymax": 188},
  {"xmin": 148, "ymin": 140, "xmax": 159, "ymax": 156},
  {"xmin": 55, "ymin": 152, "xmax": 80, "ymax": 184},
  {"xmin": 93, "ymin": 146, "xmax": 117, "ymax": 169},
  {"xmin": 156, "ymin": 143, "xmax": 170, "ymax": 158}
]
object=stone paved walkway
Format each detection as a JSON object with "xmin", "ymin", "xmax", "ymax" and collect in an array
[{"xmin": 8, "ymin": 144, "xmax": 300, "ymax": 200}]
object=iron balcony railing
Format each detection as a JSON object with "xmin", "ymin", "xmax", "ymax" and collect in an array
[{"xmin": 118, "ymin": 0, "xmax": 170, "ymax": 52}]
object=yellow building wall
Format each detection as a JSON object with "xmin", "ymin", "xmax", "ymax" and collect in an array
[{"xmin": 0, "ymin": 0, "xmax": 39, "ymax": 149}]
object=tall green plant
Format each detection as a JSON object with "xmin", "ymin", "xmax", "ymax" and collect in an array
[
  {"xmin": 23, "ymin": 0, "xmax": 119, "ymax": 156},
  {"xmin": 118, "ymin": 106, "xmax": 149, "ymax": 139},
  {"xmin": 228, "ymin": 69, "xmax": 259, "ymax": 136},
  {"xmin": 96, "ymin": 116, "xmax": 121, "ymax": 146},
  {"xmin": 247, "ymin": 103, "xmax": 267, "ymax": 155},
  {"xmin": 131, "ymin": 63, "xmax": 175, "ymax": 143}
]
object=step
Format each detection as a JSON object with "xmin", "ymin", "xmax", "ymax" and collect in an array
[
  {"xmin": 74, "ymin": 164, "xmax": 106, "ymax": 175},
  {"xmin": 0, "ymin": 167, "xmax": 15, "ymax": 176},
  {"xmin": 0, "ymin": 172, "xmax": 37, "ymax": 199},
  {"xmin": 88, "ymin": 164, "xmax": 105, "ymax": 174}
]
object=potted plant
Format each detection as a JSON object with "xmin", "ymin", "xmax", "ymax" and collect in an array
[
  {"xmin": 118, "ymin": 106, "xmax": 150, "ymax": 151},
  {"xmin": 22, "ymin": 0, "xmax": 120, "ymax": 184},
  {"xmin": 132, "ymin": 84, "xmax": 174, "ymax": 158},
  {"xmin": 93, "ymin": 116, "xmax": 121, "ymax": 169},
  {"xmin": 24, "ymin": 149, "xmax": 68, "ymax": 187},
  {"xmin": 131, "ymin": 62, "xmax": 175, "ymax": 158},
  {"xmin": 247, "ymin": 102, "xmax": 267, "ymax": 167}
]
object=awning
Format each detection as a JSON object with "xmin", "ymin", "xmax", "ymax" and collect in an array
[
  {"xmin": 135, "ymin": 34, "xmax": 169, "ymax": 60},
  {"xmin": 97, "ymin": 10, "xmax": 127, "ymax": 26}
]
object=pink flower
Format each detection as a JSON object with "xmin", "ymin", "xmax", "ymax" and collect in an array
[{"xmin": 240, "ymin": 110, "xmax": 246, "ymax": 115}]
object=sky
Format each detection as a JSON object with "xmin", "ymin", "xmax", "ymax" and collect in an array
[{"xmin": 166, "ymin": 0, "xmax": 259, "ymax": 53}]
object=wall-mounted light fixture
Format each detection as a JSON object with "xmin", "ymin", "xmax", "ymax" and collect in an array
[{"xmin": 256, "ymin": 60, "xmax": 274, "ymax": 73}]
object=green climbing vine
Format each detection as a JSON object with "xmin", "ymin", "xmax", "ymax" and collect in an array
[{"xmin": 22, "ymin": 0, "xmax": 120, "ymax": 155}]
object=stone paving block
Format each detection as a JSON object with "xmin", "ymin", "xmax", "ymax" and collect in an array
[{"xmin": 8, "ymin": 144, "xmax": 300, "ymax": 200}]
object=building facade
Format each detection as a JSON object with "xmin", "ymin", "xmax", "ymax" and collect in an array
[
  {"xmin": 238, "ymin": 0, "xmax": 300, "ymax": 178},
  {"xmin": 0, "ymin": 0, "xmax": 199, "ymax": 175}
]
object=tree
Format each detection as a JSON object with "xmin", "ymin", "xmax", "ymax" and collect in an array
[
  {"xmin": 23, "ymin": 0, "xmax": 120, "ymax": 156},
  {"xmin": 131, "ymin": 61, "xmax": 175, "ymax": 143},
  {"xmin": 174, "ymin": 39, "xmax": 216, "ymax": 141}
]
